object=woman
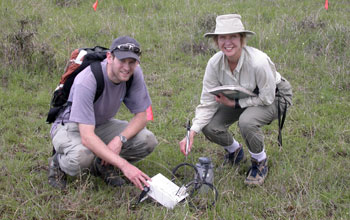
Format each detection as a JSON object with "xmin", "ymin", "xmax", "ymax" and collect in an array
[{"xmin": 179, "ymin": 14, "xmax": 292, "ymax": 186}]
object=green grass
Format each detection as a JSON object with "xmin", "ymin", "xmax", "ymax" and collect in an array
[{"xmin": 1, "ymin": 0, "xmax": 350, "ymax": 219}]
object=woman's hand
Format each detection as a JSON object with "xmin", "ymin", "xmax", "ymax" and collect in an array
[
  {"xmin": 215, "ymin": 93, "xmax": 235, "ymax": 107},
  {"xmin": 179, "ymin": 130, "xmax": 196, "ymax": 156}
]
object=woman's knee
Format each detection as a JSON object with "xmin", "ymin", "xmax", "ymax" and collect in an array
[
  {"xmin": 238, "ymin": 115, "xmax": 257, "ymax": 133},
  {"xmin": 202, "ymin": 122, "xmax": 226, "ymax": 137},
  {"xmin": 202, "ymin": 123, "xmax": 234, "ymax": 146}
]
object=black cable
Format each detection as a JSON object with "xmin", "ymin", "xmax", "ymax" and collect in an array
[
  {"xmin": 133, "ymin": 162, "xmax": 219, "ymax": 209},
  {"xmin": 171, "ymin": 162, "xmax": 219, "ymax": 209}
]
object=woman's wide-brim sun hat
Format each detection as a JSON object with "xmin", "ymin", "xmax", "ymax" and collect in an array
[{"xmin": 204, "ymin": 14, "xmax": 255, "ymax": 37}]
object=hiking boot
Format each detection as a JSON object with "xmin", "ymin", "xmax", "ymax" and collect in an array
[
  {"xmin": 48, "ymin": 153, "xmax": 67, "ymax": 189},
  {"xmin": 244, "ymin": 158, "xmax": 268, "ymax": 186},
  {"xmin": 224, "ymin": 144, "xmax": 244, "ymax": 165},
  {"xmin": 90, "ymin": 157, "xmax": 125, "ymax": 187}
]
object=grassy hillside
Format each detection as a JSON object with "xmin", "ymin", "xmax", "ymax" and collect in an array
[{"xmin": 1, "ymin": 0, "xmax": 349, "ymax": 219}]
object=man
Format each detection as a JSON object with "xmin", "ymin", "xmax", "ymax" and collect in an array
[{"xmin": 48, "ymin": 36, "xmax": 158, "ymax": 191}]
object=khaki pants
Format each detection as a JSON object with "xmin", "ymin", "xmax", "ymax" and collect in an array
[
  {"xmin": 51, "ymin": 119, "xmax": 158, "ymax": 176},
  {"xmin": 202, "ymin": 78, "xmax": 292, "ymax": 153}
]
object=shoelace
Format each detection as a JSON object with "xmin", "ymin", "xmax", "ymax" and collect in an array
[
  {"xmin": 221, "ymin": 148, "xmax": 241, "ymax": 167},
  {"xmin": 246, "ymin": 162, "xmax": 259, "ymax": 177},
  {"xmin": 222, "ymin": 153, "xmax": 236, "ymax": 167},
  {"xmin": 221, "ymin": 153, "xmax": 231, "ymax": 166}
]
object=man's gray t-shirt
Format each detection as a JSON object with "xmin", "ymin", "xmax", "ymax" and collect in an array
[{"xmin": 51, "ymin": 59, "xmax": 151, "ymax": 135}]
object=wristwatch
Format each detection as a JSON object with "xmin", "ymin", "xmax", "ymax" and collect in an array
[{"xmin": 119, "ymin": 135, "xmax": 127, "ymax": 144}]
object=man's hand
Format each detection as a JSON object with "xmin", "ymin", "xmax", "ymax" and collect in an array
[
  {"xmin": 121, "ymin": 163, "xmax": 151, "ymax": 190},
  {"xmin": 102, "ymin": 137, "xmax": 123, "ymax": 166},
  {"xmin": 215, "ymin": 93, "xmax": 235, "ymax": 107},
  {"xmin": 179, "ymin": 130, "xmax": 196, "ymax": 156}
]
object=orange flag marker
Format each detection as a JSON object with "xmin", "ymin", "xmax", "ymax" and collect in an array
[
  {"xmin": 146, "ymin": 106, "xmax": 154, "ymax": 121},
  {"xmin": 325, "ymin": 0, "xmax": 328, "ymax": 10},
  {"xmin": 93, "ymin": 0, "xmax": 98, "ymax": 11}
]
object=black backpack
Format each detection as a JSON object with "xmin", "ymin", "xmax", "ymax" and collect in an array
[{"xmin": 46, "ymin": 46, "xmax": 133, "ymax": 124}]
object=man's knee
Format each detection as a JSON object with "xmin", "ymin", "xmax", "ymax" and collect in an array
[
  {"xmin": 136, "ymin": 130, "xmax": 158, "ymax": 154},
  {"xmin": 143, "ymin": 132, "xmax": 158, "ymax": 154},
  {"xmin": 61, "ymin": 148, "xmax": 94, "ymax": 176},
  {"xmin": 77, "ymin": 148, "xmax": 95, "ymax": 169}
]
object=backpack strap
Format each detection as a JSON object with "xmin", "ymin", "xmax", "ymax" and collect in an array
[
  {"xmin": 126, "ymin": 74, "xmax": 134, "ymax": 94},
  {"xmin": 90, "ymin": 62, "xmax": 105, "ymax": 102},
  {"xmin": 91, "ymin": 61, "xmax": 133, "ymax": 101},
  {"xmin": 276, "ymin": 88, "xmax": 288, "ymax": 147}
]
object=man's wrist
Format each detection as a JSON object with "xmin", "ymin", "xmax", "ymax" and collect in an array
[
  {"xmin": 234, "ymin": 99, "xmax": 241, "ymax": 109},
  {"xmin": 119, "ymin": 134, "xmax": 127, "ymax": 144},
  {"xmin": 117, "ymin": 156, "xmax": 130, "ymax": 171}
]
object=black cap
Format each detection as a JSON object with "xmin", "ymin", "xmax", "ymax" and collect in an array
[{"xmin": 110, "ymin": 36, "xmax": 141, "ymax": 63}]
